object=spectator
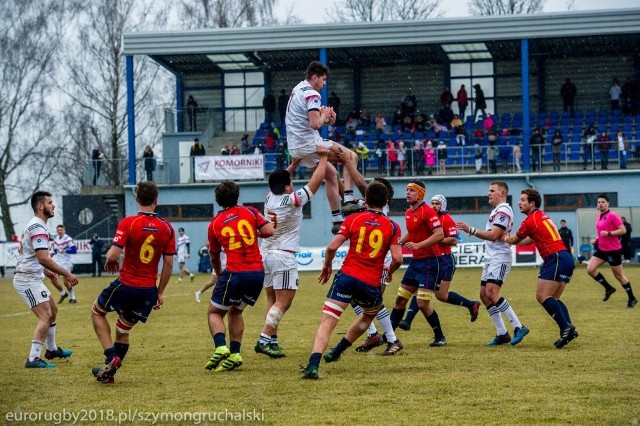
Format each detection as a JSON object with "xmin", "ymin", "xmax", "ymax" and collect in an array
[
  {"xmin": 278, "ymin": 89, "xmax": 288, "ymax": 124},
  {"xmin": 359, "ymin": 108, "xmax": 371, "ymax": 128},
  {"xmin": 355, "ymin": 142, "xmax": 369, "ymax": 174},
  {"xmin": 401, "ymin": 115, "xmax": 414, "ymax": 133},
  {"xmin": 229, "ymin": 144, "xmax": 241, "ymax": 155},
  {"xmin": 551, "ymin": 130, "xmax": 563, "ymax": 172},
  {"xmin": 513, "ymin": 141, "xmax": 522, "ymax": 173},
  {"xmin": 375, "ymin": 112, "xmax": 387, "ymax": 134},
  {"xmin": 560, "ymin": 78, "xmax": 577, "ymax": 118},
  {"xmin": 529, "ymin": 127, "xmax": 544, "ymax": 172},
  {"xmin": 240, "ymin": 133, "xmax": 252, "ymax": 154},
  {"xmin": 621, "ymin": 217, "xmax": 633, "ymax": 264},
  {"xmin": 91, "ymin": 146, "xmax": 105, "ymax": 186},
  {"xmin": 487, "ymin": 138, "xmax": 498, "ymax": 174},
  {"xmin": 220, "ymin": 145, "xmax": 230, "ymax": 156},
  {"xmin": 472, "ymin": 84, "xmax": 487, "ymax": 121},
  {"xmin": 143, "ymin": 145, "xmax": 155, "ymax": 181},
  {"xmin": 262, "ymin": 90, "xmax": 276, "ymax": 124},
  {"xmin": 186, "ymin": 95, "xmax": 198, "ymax": 131},
  {"xmin": 608, "ymin": 78, "xmax": 622, "ymax": 111},
  {"xmin": 440, "ymin": 87, "xmax": 454, "ymax": 107},
  {"xmin": 438, "ymin": 104, "xmax": 454, "ymax": 127},
  {"xmin": 401, "ymin": 90, "xmax": 417, "ymax": 116},
  {"xmin": 275, "ymin": 142, "xmax": 287, "ymax": 170},
  {"xmin": 328, "ymin": 91, "xmax": 341, "ymax": 123},
  {"xmin": 190, "ymin": 137, "xmax": 206, "ymax": 182},
  {"xmin": 559, "ymin": 220, "xmax": 574, "ymax": 254},
  {"xmin": 392, "ymin": 105, "xmax": 403, "ymax": 127},
  {"xmin": 582, "ymin": 124, "xmax": 597, "ymax": 170},
  {"xmin": 597, "ymin": 130, "xmax": 610, "ymax": 170},
  {"xmin": 424, "ymin": 140, "xmax": 436, "ymax": 176},
  {"xmin": 397, "ymin": 140, "xmax": 407, "ymax": 176},
  {"xmin": 413, "ymin": 140, "xmax": 424, "ymax": 176},
  {"xmin": 437, "ymin": 140, "xmax": 448, "ymax": 175},
  {"xmin": 375, "ymin": 139, "xmax": 386, "ymax": 174},
  {"xmin": 387, "ymin": 140, "xmax": 398, "ymax": 176},
  {"xmin": 474, "ymin": 142, "xmax": 483, "ymax": 174},
  {"xmin": 456, "ymin": 84, "xmax": 468, "ymax": 118},
  {"xmin": 483, "ymin": 113, "xmax": 495, "ymax": 134},
  {"xmin": 622, "ymin": 77, "xmax": 637, "ymax": 116},
  {"xmin": 264, "ymin": 131, "xmax": 277, "ymax": 152},
  {"xmin": 89, "ymin": 233, "xmax": 104, "ymax": 277},
  {"xmin": 616, "ymin": 130, "xmax": 628, "ymax": 170}
]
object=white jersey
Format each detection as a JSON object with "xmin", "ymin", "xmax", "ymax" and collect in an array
[
  {"xmin": 52, "ymin": 233, "xmax": 75, "ymax": 268},
  {"xmin": 261, "ymin": 185, "xmax": 313, "ymax": 253},
  {"xmin": 15, "ymin": 217, "xmax": 50, "ymax": 277},
  {"xmin": 285, "ymin": 80, "xmax": 323, "ymax": 151},
  {"xmin": 177, "ymin": 234, "xmax": 190, "ymax": 256},
  {"xmin": 484, "ymin": 202, "xmax": 513, "ymax": 263}
]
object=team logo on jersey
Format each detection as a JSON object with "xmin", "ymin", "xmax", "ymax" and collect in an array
[
  {"xmin": 495, "ymin": 214, "xmax": 507, "ymax": 225},
  {"xmin": 311, "ymin": 98, "xmax": 320, "ymax": 106}
]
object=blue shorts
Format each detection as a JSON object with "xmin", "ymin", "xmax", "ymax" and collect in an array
[
  {"xmin": 326, "ymin": 272, "xmax": 382, "ymax": 309},
  {"xmin": 96, "ymin": 279, "xmax": 158, "ymax": 324},
  {"xmin": 401, "ymin": 257, "xmax": 440, "ymax": 291},
  {"xmin": 211, "ymin": 269, "xmax": 264, "ymax": 310},
  {"xmin": 539, "ymin": 251, "xmax": 575, "ymax": 283},
  {"xmin": 438, "ymin": 254, "xmax": 456, "ymax": 283}
]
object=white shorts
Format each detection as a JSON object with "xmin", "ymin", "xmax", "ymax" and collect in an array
[
  {"xmin": 481, "ymin": 260, "xmax": 512, "ymax": 285},
  {"xmin": 262, "ymin": 250, "xmax": 299, "ymax": 290},
  {"xmin": 177, "ymin": 253, "xmax": 187, "ymax": 263},
  {"xmin": 56, "ymin": 260, "xmax": 73, "ymax": 272},
  {"xmin": 288, "ymin": 138, "xmax": 333, "ymax": 168},
  {"xmin": 13, "ymin": 273, "xmax": 51, "ymax": 309}
]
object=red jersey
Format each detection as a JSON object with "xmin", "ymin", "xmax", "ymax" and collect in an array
[
  {"xmin": 208, "ymin": 205, "xmax": 269, "ymax": 272},
  {"xmin": 112, "ymin": 212, "xmax": 176, "ymax": 288},
  {"xmin": 338, "ymin": 210, "xmax": 401, "ymax": 287},
  {"xmin": 515, "ymin": 209, "xmax": 567, "ymax": 259},
  {"xmin": 433, "ymin": 212, "xmax": 458, "ymax": 256},
  {"xmin": 404, "ymin": 202, "xmax": 442, "ymax": 259}
]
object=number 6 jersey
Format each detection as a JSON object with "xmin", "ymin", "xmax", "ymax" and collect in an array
[{"xmin": 112, "ymin": 212, "xmax": 176, "ymax": 288}]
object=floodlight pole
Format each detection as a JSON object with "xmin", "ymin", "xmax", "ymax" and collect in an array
[{"xmin": 521, "ymin": 39, "xmax": 531, "ymax": 173}]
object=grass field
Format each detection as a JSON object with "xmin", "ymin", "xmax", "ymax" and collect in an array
[{"xmin": 1, "ymin": 265, "xmax": 639, "ymax": 425}]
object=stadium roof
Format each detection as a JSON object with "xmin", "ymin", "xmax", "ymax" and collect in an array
[{"xmin": 123, "ymin": 8, "xmax": 640, "ymax": 75}]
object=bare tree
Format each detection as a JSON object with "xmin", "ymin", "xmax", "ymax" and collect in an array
[
  {"xmin": 179, "ymin": 0, "xmax": 278, "ymax": 28},
  {"xmin": 60, "ymin": 0, "xmax": 170, "ymax": 187},
  {"xmin": 0, "ymin": 1, "xmax": 74, "ymax": 239},
  {"xmin": 328, "ymin": 0, "xmax": 441, "ymax": 23},
  {"xmin": 468, "ymin": 0, "xmax": 545, "ymax": 15}
]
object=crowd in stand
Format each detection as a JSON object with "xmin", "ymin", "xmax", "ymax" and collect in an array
[{"xmin": 244, "ymin": 77, "xmax": 640, "ymax": 176}]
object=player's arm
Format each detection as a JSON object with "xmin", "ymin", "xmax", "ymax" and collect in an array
[
  {"xmin": 155, "ymin": 253, "xmax": 174, "ymax": 309},
  {"xmin": 308, "ymin": 106, "xmax": 335, "ymax": 130},
  {"xmin": 104, "ymin": 244, "xmax": 123, "ymax": 274},
  {"xmin": 186, "ymin": 242, "xmax": 191, "ymax": 257},
  {"xmin": 36, "ymin": 250, "xmax": 78, "ymax": 286},
  {"xmin": 458, "ymin": 220, "xmax": 505, "ymax": 242},
  {"xmin": 305, "ymin": 147, "xmax": 329, "ymax": 194},
  {"xmin": 257, "ymin": 222, "xmax": 274, "ymax": 238},
  {"xmin": 318, "ymin": 233, "xmax": 347, "ymax": 284},
  {"xmin": 441, "ymin": 234, "xmax": 458, "ymax": 246},
  {"xmin": 388, "ymin": 244, "xmax": 403, "ymax": 277},
  {"xmin": 600, "ymin": 223, "xmax": 626, "ymax": 238}
]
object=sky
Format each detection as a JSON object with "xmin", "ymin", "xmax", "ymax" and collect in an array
[{"xmin": 274, "ymin": 0, "xmax": 639, "ymax": 23}]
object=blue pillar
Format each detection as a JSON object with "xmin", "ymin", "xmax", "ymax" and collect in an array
[
  {"xmin": 176, "ymin": 75, "xmax": 183, "ymax": 133},
  {"xmin": 126, "ymin": 56, "xmax": 136, "ymax": 185},
  {"xmin": 319, "ymin": 48, "xmax": 328, "ymax": 139},
  {"xmin": 521, "ymin": 39, "xmax": 531, "ymax": 173}
]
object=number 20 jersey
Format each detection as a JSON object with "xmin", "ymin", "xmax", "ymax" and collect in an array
[
  {"xmin": 208, "ymin": 205, "xmax": 270, "ymax": 272},
  {"xmin": 112, "ymin": 212, "xmax": 176, "ymax": 288},
  {"xmin": 338, "ymin": 210, "xmax": 402, "ymax": 287}
]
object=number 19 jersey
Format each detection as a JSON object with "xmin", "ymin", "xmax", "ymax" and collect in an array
[
  {"xmin": 112, "ymin": 212, "xmax": 176, "ymax": 288},
  {"xmin": 338, "ymin": 210, "xmax": 402, "ymax": 287}
]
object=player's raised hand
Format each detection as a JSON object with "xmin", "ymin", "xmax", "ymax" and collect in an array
[
  {"xmin": 318, "ymin": 264, "xmax": 332, "ymax": 284},
  {"xmin": 316, "ymin": 146, "xmax": 329, "ymax": 157}
]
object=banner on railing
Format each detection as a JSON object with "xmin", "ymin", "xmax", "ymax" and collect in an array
[
  {"xmin": 195, "ymin": 155, "xmax": 263, "ymax": 180},
  {"xmin": 1, "ymin": 241, "xmax": 541, "ymax": 270}
]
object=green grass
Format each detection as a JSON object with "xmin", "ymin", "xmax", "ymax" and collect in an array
[{"xmin": 1, "ymin": 265, "xmax": 639, "ymax": 425}]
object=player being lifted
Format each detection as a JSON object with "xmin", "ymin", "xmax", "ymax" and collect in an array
[{"xmin": 286, "ymin": 60, "xmax": 361, "ymax": 233}]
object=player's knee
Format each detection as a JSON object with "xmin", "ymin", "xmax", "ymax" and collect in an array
[
  {"xmin": 91, "ymin": 302, "xmax": 107, "ymax": 317},
  {"xmin": 265, "ymin": 306, "xmax": 283, "ymax": 327},
  {"xmin": 397, "ymin": 286, "xmax": 413, "ymax": 301},
  {"xmin": 416, "ymin": 289, "xmax": 433, "ymax": 302},
  {"xmin": 323, "ymin": 301, "xmax": 344, "ymax": 320},
  {"xmin": 115, "ymin": 317, "xmax": 133, "ymax": 335}
]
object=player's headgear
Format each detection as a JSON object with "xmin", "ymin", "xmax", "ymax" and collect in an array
[
  {"xmin": 431, "ymin": 194, "xmax": 447, "ymax": 212},
  {"xmin": 407, "ymin": 180, "xmax": 426, "ymax": 201}
]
